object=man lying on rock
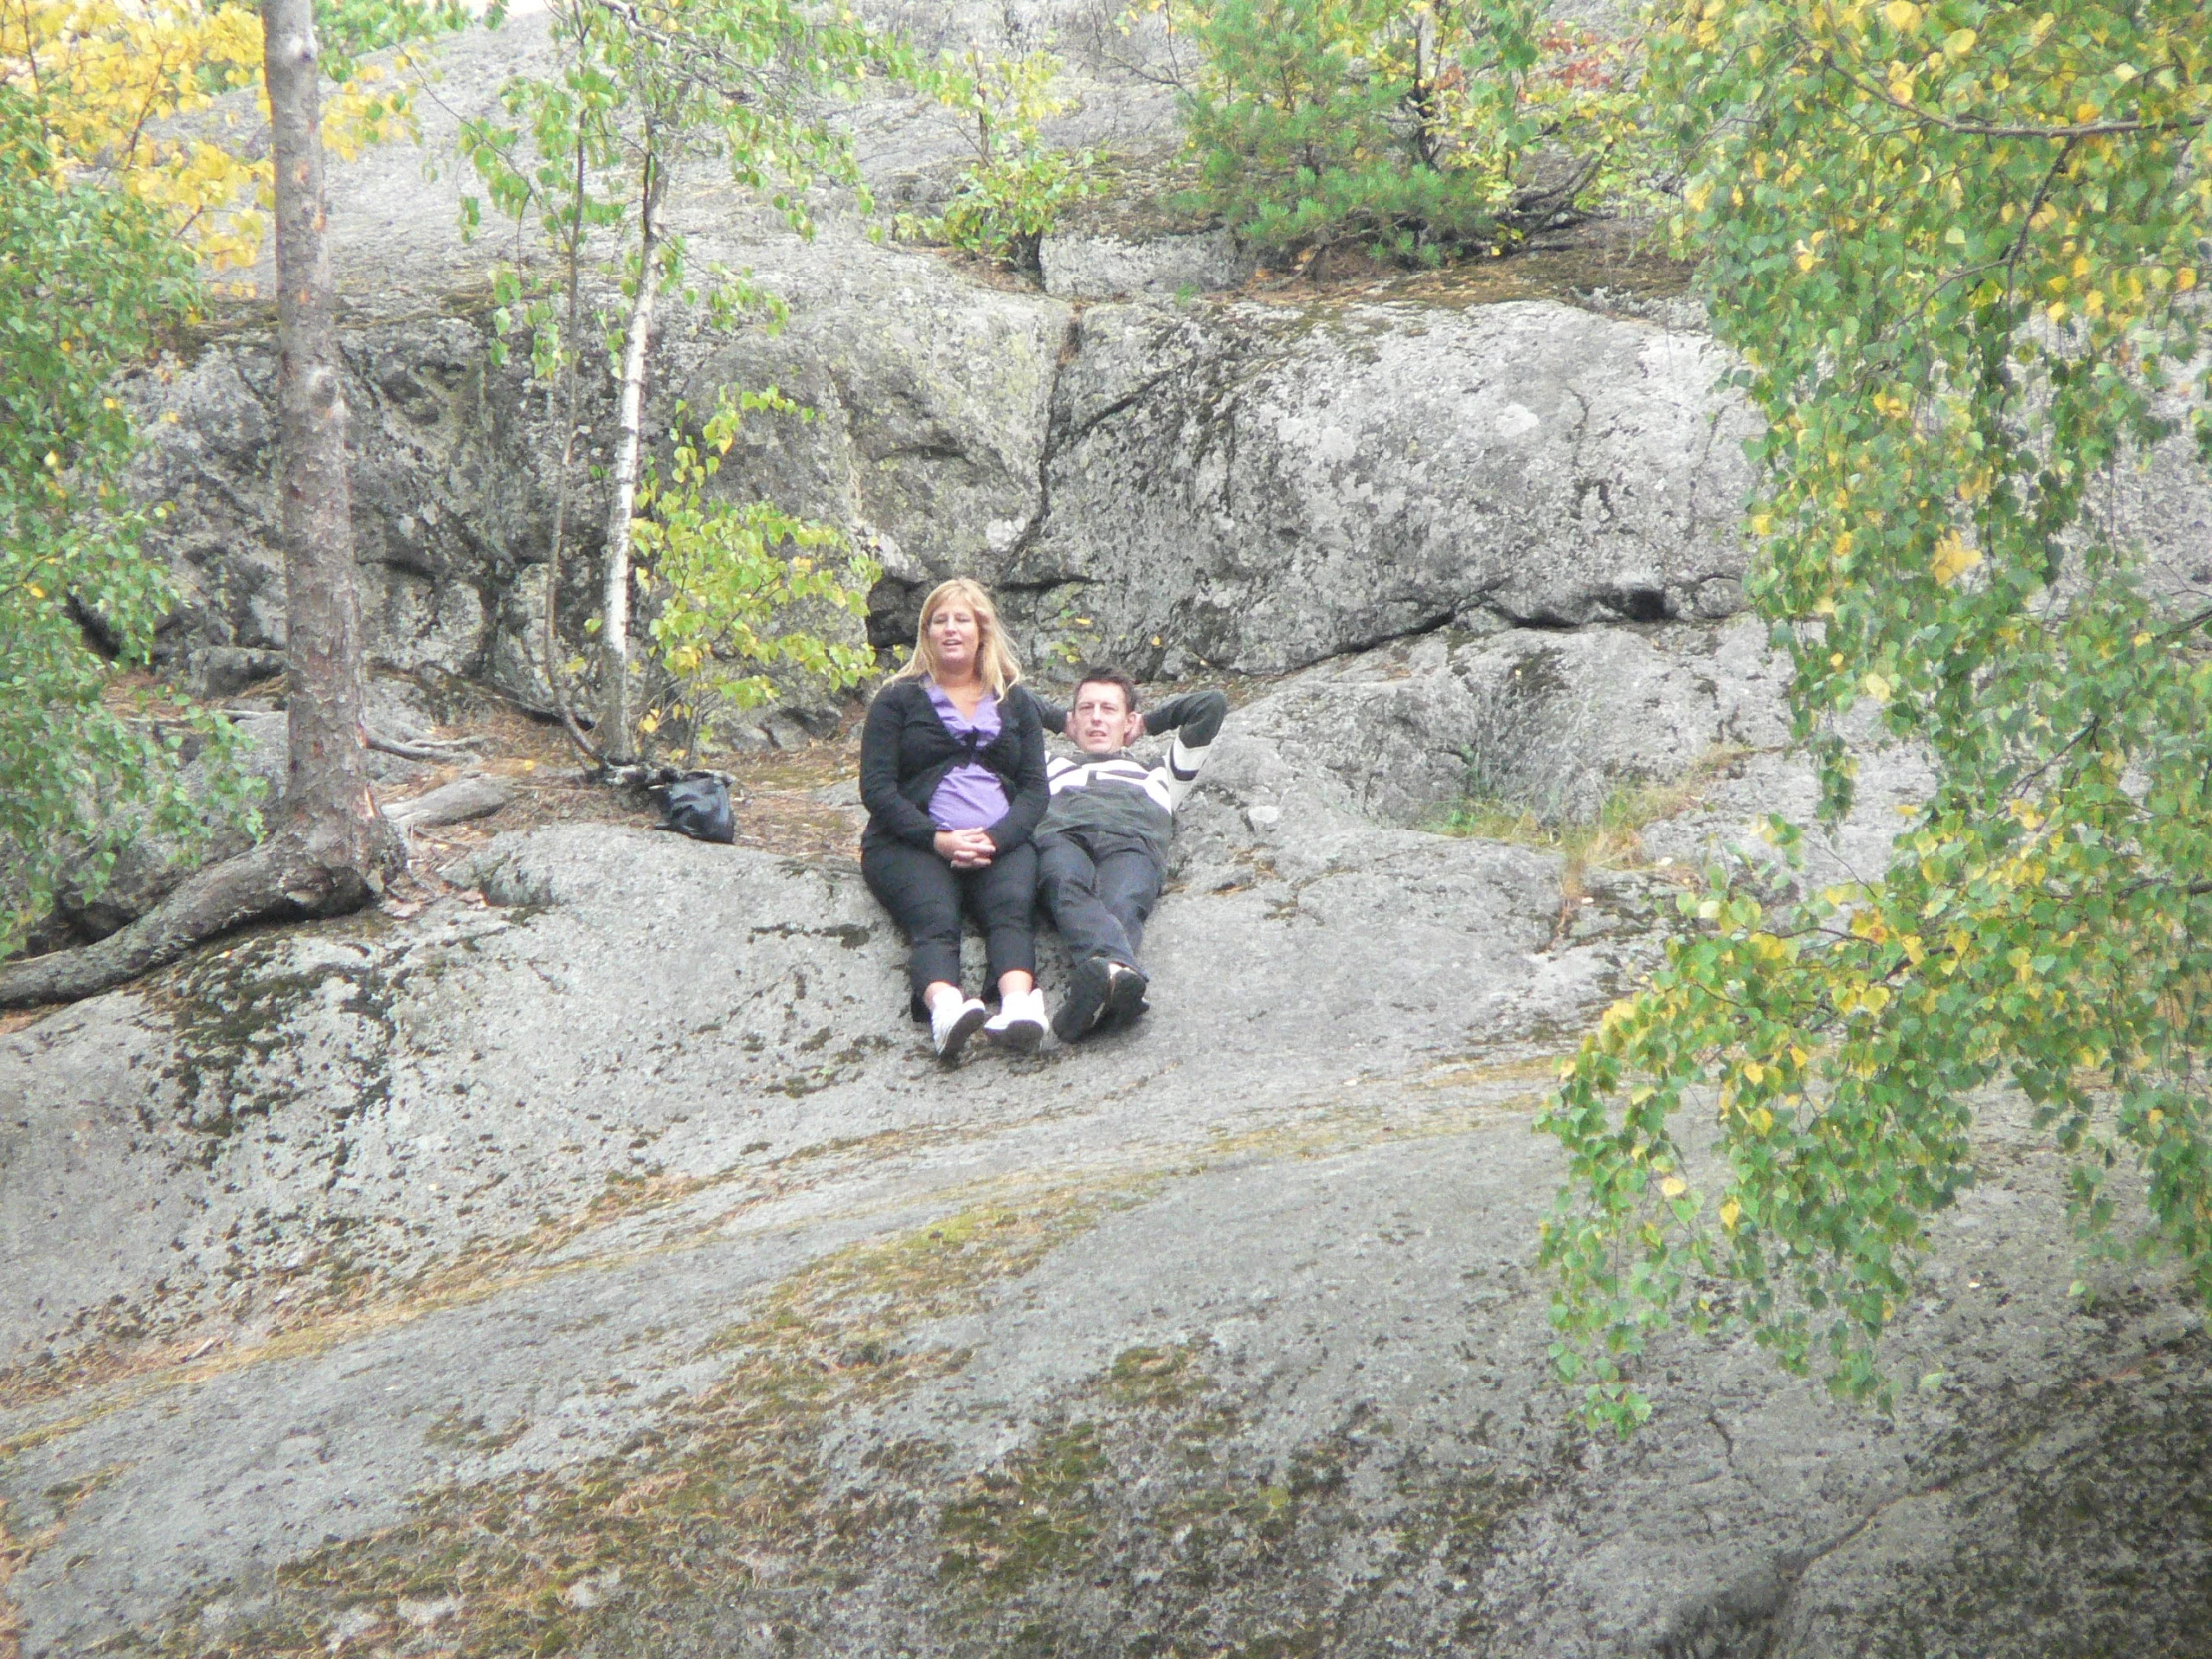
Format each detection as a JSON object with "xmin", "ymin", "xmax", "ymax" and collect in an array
[{"xmin": 1027, "ymin": 666, "xmax": 1229, "ymax": 1044}]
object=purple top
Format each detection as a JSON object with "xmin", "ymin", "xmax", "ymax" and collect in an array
[{"xmin": 924, "ymin": 680, "xmax": 1010, "ymax": 830}]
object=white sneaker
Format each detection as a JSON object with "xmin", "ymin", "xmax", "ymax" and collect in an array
[
  {"xmin": 931, "ymin": 996, "xmax": 989, "ymax": 1060},
  {"xmin": 983, "ymin": 987, "xmax": 1048, "ymax": 1054}
]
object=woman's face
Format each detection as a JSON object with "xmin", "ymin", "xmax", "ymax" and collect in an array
[{"xmin": 928, "ymin": 601, "xmax": 981, "ymax": 675}]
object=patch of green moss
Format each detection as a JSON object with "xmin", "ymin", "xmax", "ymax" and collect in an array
[
  {"xmin": 1104, "ymin": 1344, "xmax": 1211, "ymax": 1410},
  {"xmin": 146, "ymin": 1180, "xmax": 1155, "ymax": 1658},
  {"xmin": 937, "ymin": 1420, "xmax": 1111, "ymax": 1594},
  {"xmin": 932, "ymin": 1344, "xmax": 1538, "ymax": 1658},
  {"xmin": 423, "ymin": 1406, "xmax": 531, "ymax": 1454},
  {"xmin": 157, "ymin": 929, "xmax": 401, "ymax": 1149}
]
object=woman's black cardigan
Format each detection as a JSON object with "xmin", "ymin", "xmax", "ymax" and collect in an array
[{"xmin": 859, "ymin": 678, "xmax": 1050, "ymax": 853}]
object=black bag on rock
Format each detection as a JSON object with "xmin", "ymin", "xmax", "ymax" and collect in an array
[{"xmin": 654, "ymin": 775, "xmax": 736, "ymax": 843}]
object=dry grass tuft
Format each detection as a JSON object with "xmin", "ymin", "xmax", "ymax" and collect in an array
[{"xmin": 1433, "ymin": 744, "xmax": 1752, "ymax": 895}]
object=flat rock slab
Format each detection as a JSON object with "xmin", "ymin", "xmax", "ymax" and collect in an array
[
  {"xmin": 384, "ymin": 773, "xmax": 511, "ymax": 830},
  {"xmin": 4, "ymin": 802, "xmax": 2209, "ymax": 1657}
]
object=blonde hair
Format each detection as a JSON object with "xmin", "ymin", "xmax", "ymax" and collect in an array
[{"xmin": 894, "ymin": 577, "xmax": 1024, "ymax": 695}]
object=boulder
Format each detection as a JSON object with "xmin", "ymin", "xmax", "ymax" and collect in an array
[
  {"xmin": 1011, "ymin": 297, "xmax": 1760, "ymax": 676},
  {"xmin": 1039, "ymin": 227, "xmax": 1252, "ymax": 300},
  {"xmin": 1217, "ymin": 615, "xmax": 1792, "ymax": 828},
  {"xmin": 41, "ymin": 710, "xmax": 288, "ymax": 943}
]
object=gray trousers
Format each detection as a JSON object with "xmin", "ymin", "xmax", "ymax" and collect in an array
[{"xmin": 1036, "ymin": 830, "xmax": 1162, "ymax": 972}]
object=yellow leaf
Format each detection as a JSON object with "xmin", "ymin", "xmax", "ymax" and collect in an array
[
  {"xmin": 27, "ymin": 584, "xmax": 46, "ymax": 599},
  {"xmin": 2179, "ymin": 269, "xmax": 2198, "ymax": 293},
  {"xmin": 1931, "ymin": 532, "xmax": 1981, "ymax": 585},
  {"xmin": 1883, "ymin": 1, "xmax": 1921, "ymax": 33},
  {"xmin": 1660, "ymin": 1176, "xmax": 1687, "ymax": 1199},
  {"xmin": 1719, "ymin": 1198, "xmax": 1741, "ymax": 1230}
]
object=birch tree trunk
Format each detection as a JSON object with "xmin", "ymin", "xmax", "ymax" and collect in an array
[
  {"xmin": 596, "ymin": 148, "xmax": 664, "ymax": 764},
  {"xmin": 0, "ymin": 0, "xmax": 403, "ymax": 1007}
]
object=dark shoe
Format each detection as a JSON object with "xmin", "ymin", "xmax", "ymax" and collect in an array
[
  {"xmin": 1053, "ymin": 956, "xmax": 1113, "ymax": 1043},
  {"xmin": 1102, "ymin": 962, "xmax": 1150, "ymax": 1031}
]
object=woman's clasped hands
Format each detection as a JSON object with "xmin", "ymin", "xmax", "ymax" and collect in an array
[{"xmin": 933, "ymin": 827, "xmax": 997, "ymax": 868}]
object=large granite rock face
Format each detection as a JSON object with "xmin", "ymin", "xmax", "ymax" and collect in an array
[
  {"xmin": 1010, "ymin": 298, "xmax": 1757, "ymax": 677},
  {"xmin": 120, "ymin": 10, "xmax": 1763, "ymax": 704},
  {"xmin": 14, "ymin": 11, "xmax": 2212, "ymax": 1655},
  {"xmin": 123, "ymin": 5, "xmax": 2212, "ymax": 702},
  {"xmin": 3, "ymin": 780, "xmax": 2208, "ymax": 1657},
  {"xmin": 135, "ymin": 261, "xmax": 1746, "ymax": 703}
]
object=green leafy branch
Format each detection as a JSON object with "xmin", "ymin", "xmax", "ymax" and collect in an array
[
  {"xmin": 1539, "ymin": 0, "xmax": 2212, "ymax": 1436},
  {"xmin": 0, "ymin": 86, "xmax": 259, "ymax": 958},
  {"xmin": 630, "ymin": 390, "xmax": 881, "ymax": 759}
]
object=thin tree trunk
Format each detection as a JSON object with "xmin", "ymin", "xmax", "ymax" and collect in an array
[
  {"xmin": 264, "ymin": 0, "xmax": 400, "ymax": 890},
  {"xmin": 542, "ymin": 129, "xmax": 603, "ymax": 764},
  {"xmin": 0, "ymin": 0, "xmax": 401, "ymax": 1009},
  {"xmin": 597, "ymin": 146, "xmax": 663, "ymax": 764}
]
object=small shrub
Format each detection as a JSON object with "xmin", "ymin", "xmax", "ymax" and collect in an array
[
  {"xmin": 629, "ymin": 389, "xmax": 881, "ymax": 761},
  {"xmin": 899, "ymin": 47, "xmax": 1098, "ymax": 270},
  {"xmin": 1170, "ymin": 0, "xmax": 1653, "ymax": 264}
]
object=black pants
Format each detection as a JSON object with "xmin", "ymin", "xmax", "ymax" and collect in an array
[
  {"xmin": 862, "ymin": 834, "xmax": 1039, "ymax": 1016},
  {"xmin": 1036, "ymin": 830, "xmax": 1162, "ymax": 973}
]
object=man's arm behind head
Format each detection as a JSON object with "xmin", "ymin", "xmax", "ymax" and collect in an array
[{"xmin": 1144, "ymin": 689, "xmax": 1228, "ymax": 748}]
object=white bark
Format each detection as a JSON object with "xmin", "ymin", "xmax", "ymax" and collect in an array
[{"xmin": 598, "ymin": 185, "xmax": 661, "ymax": 763}]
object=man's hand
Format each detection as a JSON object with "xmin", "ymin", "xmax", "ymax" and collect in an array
[{"xmin": 934, "ymin": 828, "xmax": 997, "ymax": 868}]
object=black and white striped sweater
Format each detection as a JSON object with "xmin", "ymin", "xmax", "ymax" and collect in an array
[{"xmin": 1028, "ymin": 689, "xmax": 1228, "ymax": 862}]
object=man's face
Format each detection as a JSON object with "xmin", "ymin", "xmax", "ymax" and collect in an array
[{"xmin": 1069, "ymin": 681, "xmax": 1143, "ymax": 755}]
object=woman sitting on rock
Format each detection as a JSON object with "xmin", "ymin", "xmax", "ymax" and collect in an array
[{"xmin": 860, "ymin": 578, "xmax": 1052, "ymax": 1058}]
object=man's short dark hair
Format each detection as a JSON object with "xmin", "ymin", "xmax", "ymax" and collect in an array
[{"xmin": 1070, "ymin": 664, "xmax": 1140, "ymax": 714}]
